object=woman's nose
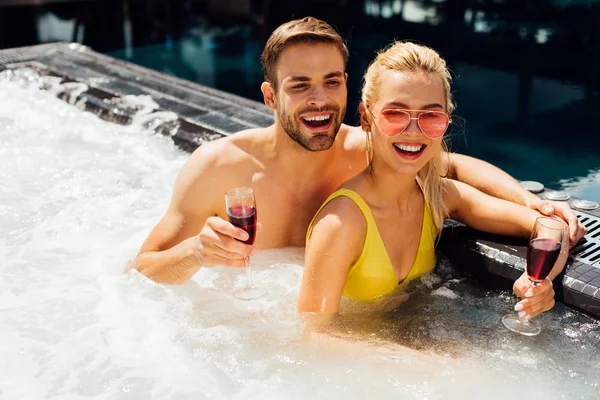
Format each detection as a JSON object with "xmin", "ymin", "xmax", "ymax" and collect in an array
[{"xmin": 404, "ymin": 116, "xmax": 422, "ymax": 135}]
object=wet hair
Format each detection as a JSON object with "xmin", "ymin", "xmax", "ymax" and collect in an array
[
  {"xmin": 261, "ymin": 17, "xmax": 349, "ymax": 90},
  {"xmin": 361, "ymin": 41, "xmax": 454, "ymax": 232}
]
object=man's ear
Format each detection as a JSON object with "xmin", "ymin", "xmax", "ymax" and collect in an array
[
  {"xmin": 358, "ymin": 102, "xmax": 371, "ymax": 132},
  {"xmin": 261, "ymin": 82, "xmax": 277, "ymax": 111}
]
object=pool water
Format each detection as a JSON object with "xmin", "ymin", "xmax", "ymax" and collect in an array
[{"xmin": 1, "ymin": 75, "xmax": 600, "ymax": 399}]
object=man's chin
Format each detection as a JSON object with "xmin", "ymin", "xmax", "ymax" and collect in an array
[{"xmin": 305, "ymin": 133, "xmax": 336, "ymax": 151}]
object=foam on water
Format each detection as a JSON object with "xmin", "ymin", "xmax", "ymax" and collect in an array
[{"xmin": 1, "ymin": 79, "xmax": 600, "ymax": 400}]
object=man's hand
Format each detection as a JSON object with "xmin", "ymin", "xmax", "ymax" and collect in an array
[
  {"xmin": 512, "ymin": 273, "xmax": 555, "ymax": 320},
  {"xmin": 192, "ymin": 216, "xmax": 259, "ymax": 268},
  {"xmin": 527, "ymin": 198, "xmax": 587, "ymax": 247}
]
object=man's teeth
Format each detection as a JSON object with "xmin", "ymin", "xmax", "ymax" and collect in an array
[
  {"xmin": 395, "ymin": 144, "xmax": 423, "ymax": 152},
  {"xmin": 303, "ymin": 115, "xmax": 330, "ymax": 122}
]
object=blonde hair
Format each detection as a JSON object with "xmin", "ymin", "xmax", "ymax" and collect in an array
[
  {"xmin": 361, "ymin": 41, "xmax": 454, "ymax": 232},
  {"xmin": 261, "ymin": 17, "xmax": 349, "ymax": 90}
]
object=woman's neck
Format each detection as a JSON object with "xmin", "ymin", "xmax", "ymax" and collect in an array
[{"xmin": 364, "ymin": 162, "xmax": 420, "ymax": 211}]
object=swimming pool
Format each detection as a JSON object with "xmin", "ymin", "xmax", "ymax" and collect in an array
[
  {"xmin": 107, "ymin": 28, "xmax": 600, "ymax": 203},
  {"xmin": 1, "ymin": 62, "xmax": 600, "ymax": 400}
]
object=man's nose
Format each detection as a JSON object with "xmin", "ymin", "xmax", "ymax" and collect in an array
[{"xmin": 308, "ymin": 86, "xmax": 327, "ymax": 107}]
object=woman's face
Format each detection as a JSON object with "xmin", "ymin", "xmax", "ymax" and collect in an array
[{"xmin": 368, "ymin": 70, "xmax": 447, "ymax": 176}]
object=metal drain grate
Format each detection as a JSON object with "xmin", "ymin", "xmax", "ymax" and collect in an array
[{"xmin": 572, "ymin": 211, "xmax": 600, "ymax": 266}]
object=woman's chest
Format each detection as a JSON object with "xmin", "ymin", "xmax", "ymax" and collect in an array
[{"xmin": 372, "ymin": 206, "xmax": 425, "ymax": 282}]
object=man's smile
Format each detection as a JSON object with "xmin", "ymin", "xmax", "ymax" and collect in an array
[{"xmin": 300, "ymin": 112, "xmax": 334, "ymax": 130}]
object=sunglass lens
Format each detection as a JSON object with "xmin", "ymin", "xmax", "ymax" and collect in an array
[
  {"xmin": 418, "ymin": 112, "xmax": 449, "ymax": 138},
  {"xmin": 379, "ymin": 110, "xmax": 410, "ymax": 137}
]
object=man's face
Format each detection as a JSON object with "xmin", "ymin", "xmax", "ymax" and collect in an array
[{"xmin": 273, "ymin": 43, "xmax": 347, "ymax": 152}]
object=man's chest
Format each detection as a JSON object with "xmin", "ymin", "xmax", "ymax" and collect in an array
[
  {"xmin": 252, "ymin": 184, "xmax": 333, "ymax": 248},
  {"xmin": 214, "ymin": 166, "xmax": 355, "ymax": 248}
]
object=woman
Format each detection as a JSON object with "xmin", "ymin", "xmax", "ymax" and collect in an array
[{"xmin": 297, "ymin": 42, "xmax": 566, "ymax": 319}]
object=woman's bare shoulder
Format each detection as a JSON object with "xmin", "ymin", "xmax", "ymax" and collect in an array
[{"xmin": 311, "ymin": 192, "xmax": 367, "ymax": 239}]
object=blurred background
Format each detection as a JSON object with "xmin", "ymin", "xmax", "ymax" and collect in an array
[{"xmin": 1, "ymin": 0, "xmax": 599, "ymax": 198}]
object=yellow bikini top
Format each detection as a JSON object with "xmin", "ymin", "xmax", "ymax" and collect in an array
[{"xmin": 307, "ymin": 188, "xmax": 438, "ymax": 301}]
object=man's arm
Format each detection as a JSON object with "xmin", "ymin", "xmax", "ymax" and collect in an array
[
  {"xmin": 445, "ymin": 153, "xmax": 532, "ymax": 206},
  {"xmin": 445, "ymin": 152, "xmax": 586, "ymax": 245},
  {"xmin": 130, "ymin": 141, "xmax": 252, "ymax": 284}
]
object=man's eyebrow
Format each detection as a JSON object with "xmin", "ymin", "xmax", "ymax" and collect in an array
[
  {"xmin": 324, "ymin": 71, "xmax": 344, "ymax": 79},
  {"xmin": 286, "ymin": 71, "xmax": 344, "ymax": 83},
  {"xmin": 287, "ymin": 76, "xmax": 311, "ymax": 82},
  {"xmin": 386, "ymin": 101, "xmax": 444, "ymax": 109}
]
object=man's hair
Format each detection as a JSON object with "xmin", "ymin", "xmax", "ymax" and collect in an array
[{"xmin": 261, "ymin": 17, "xmax": 349, "ymax": 89}]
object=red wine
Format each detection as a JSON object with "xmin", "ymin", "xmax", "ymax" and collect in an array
[
  {"xmin": 527, "ymin": 238, "xmax": 561, "ymax": 281},
  {"xmin": 227, "ymin": 205, "xmax": 257, "ymax": 245}
]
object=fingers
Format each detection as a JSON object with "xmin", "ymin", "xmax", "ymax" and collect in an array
[
  {"xmin": 197, "ymin": 217, "xmax": 256, "ymax": 267},
  {"xmin": 514, "ymin": 290, "xmax": 555, "ymax": 320},
  {"xmin": 536, "ymin": 200, "xmax": 555, "ymax": 216},
  {"xmin": 512, "ymin": 272, "xmax": 530, "ymax": 298},
  {"xmin": 212, "ymin": 234, "xmax": 255, "ymax": 257},
  {"xmin": 551, "ymin": 202, "xmax": 587, "ymax": 246},
  {"xmin": 513, "ymin": 279, "xmax": 555, "ymax": 319},
  {"xmin": 206, "ymin": 216, "xmax": 250, "ymax": 242},
  {"xmin": 211, "ymin": 244, "xmax": 249, "ymax": 262},
  {"xmin": 209, "ymin": 255, "xmax": 247, "ymax": 268},
  {"xmin": 557, "ymin": 207, "xmax": 581, "ymax": 246},
  {"xmin": 199, "ymin": 237, "xmax": 253, "ymax": 267},
  {"xmin": 572, "ymin": 219, "xmax": 587, "ymax": 246}
]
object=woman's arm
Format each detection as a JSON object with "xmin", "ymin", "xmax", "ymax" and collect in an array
[
  {"xmin": 444, "ymin": 179, "xmax": 568, "ymax": 319},
  {"xmin": 297, "ymin": 197, "xmax": 365, "ymax": 314}
]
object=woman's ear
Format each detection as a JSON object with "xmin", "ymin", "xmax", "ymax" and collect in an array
[
  {"xmin": 358, "ymin": 102, "xmax": 372, "ymax": 133},
  {"xmin": 261, "ymin": 82, "xmax": 277, "ymax": 110}
]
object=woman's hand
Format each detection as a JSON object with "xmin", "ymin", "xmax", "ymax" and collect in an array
[
  {"xmin": 512, "ymin": 217, "xmax": 569, "ymax": 320},
  {"xmin": 512, "ymin": 274, "xmax": 555, "ymax": 320}
]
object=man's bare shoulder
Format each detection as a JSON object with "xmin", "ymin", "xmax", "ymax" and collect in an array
[
  {"xmin": 338, "ymin": 124, "xmax": 366, "ymax": 152},
  {"xmin": 188, "ymin": 128, "xmax": 267, "ymax": 167},
  {"xmin": 177, "ymin": 127, "xmax": 271, "ymax": 184},
  {"xmin": 331, "ymin": 124, "xmax": 367, "ymax": 172},
  {"xmin": 171, "ymin": 128, "xmax": 269, "ymax": 212}
]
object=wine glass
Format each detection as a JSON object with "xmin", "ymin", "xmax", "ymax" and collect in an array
[
  {"xmin": 502, "ymin": 217, "xmax": 566, "ymax": 336},
  {"xmin": 225, "ymin": 187, "xmax": 267, "ymax": 300}
]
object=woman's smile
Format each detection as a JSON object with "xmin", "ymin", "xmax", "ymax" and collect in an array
[{"xmin": 392, "ymin": 142, "xmax": 427, "ymax": 160}]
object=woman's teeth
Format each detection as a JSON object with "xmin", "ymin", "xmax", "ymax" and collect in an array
[{"xmin": 394, "ymin": 143, "xmax": 423, "ymax": 153}]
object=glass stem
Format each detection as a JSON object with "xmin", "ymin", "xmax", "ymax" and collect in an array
[{"xmin": 244, "ymin": 255, "xmax": 255, "ymax": 288}]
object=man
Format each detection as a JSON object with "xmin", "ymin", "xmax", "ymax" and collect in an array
[{"xmin": 132, "ymin": 17, "xmax": 585, "ymax": 310}]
